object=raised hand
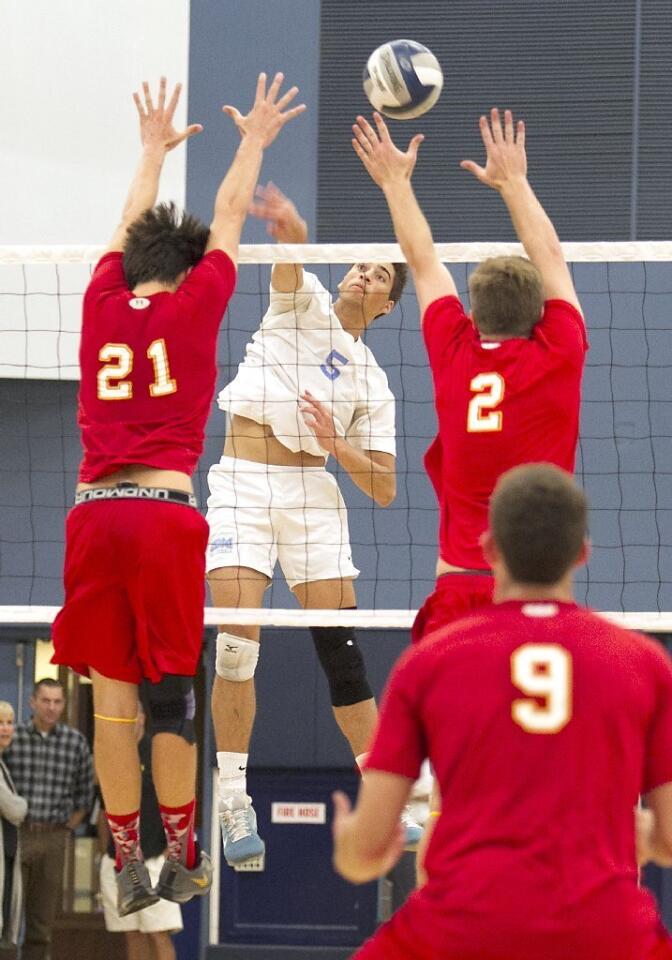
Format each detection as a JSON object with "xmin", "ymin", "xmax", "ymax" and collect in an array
[
  {"xmin": 223, "ymin": 72, "xmax": 306, "ymax": 148},
  {"xmin": 351, "ymin": 113, "xmax": 424, "ymax": 189},
  {"xmin": 132, "ymin": 77, "xmax": 202, "ymax": 153},
  {"xmin": 460, "ymin": 107, "xmax": 527, "ymax": 191},
  {"xmin": 249, "ymin": 182, "xmax": 308, "ymax": 242}
]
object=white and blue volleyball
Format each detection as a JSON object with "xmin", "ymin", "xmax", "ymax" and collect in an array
[{"xmin": 363, "ymin": 39, "xmax": 443, "ymax": 120}]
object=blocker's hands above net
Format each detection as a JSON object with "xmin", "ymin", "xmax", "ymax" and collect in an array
[
  {"xmin": 223, "ymin": 72, "xmax": 306, "ymax": 149},
  {"xmin": 460, "ymin": 107, "xmax": 527, "ymax": 191},
  {"xmin": 351, "ymin": 112, "xmax": 424, "ymax": 188},
  {"xmin": 132, "ymin": 77, "xmax": 203, "ymax": 153}
]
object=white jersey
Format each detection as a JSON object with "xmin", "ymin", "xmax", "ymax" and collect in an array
[{"xmin": 217, "ymin": 271, "xmax": 396, "ymax": 459}]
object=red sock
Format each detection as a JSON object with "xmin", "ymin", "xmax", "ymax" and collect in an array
[
  {"xmin": 159, "ymin": 799, "xmax": 196, "ymax": 868},
  {"xmin": 106, "ymin": 810, "xmax": 142, "ymax": 871}
]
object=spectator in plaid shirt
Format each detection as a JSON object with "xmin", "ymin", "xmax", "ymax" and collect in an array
[{"xmin": 4, "ymin": 678, "xmax": 93, "ymax": 960}]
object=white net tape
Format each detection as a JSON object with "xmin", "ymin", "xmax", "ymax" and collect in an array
[{"xmin": 0, "ymin": 606, "xmax": 670, "ymax": 632}]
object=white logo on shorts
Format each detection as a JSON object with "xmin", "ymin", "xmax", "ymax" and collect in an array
[{"xmin": 129, "ymin": 297, "xmax": 150, "ymax": 310}]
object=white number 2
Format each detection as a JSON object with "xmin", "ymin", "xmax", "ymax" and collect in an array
[
  {"xmin": 511, "ymin": 644, "xmax": 572, "ymax": 734},
  {"xmin": 467, "ymin": 372, "xmax": 505, "ymax": 432}
]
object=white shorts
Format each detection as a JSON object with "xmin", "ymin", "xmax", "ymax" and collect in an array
[
  {"xmin": 100, "ymin": 854, "xmax": 183, "ymax": 933},
  {"xmin": 206, "ymin": 456, "xmax": 359, "ymax": 588}
]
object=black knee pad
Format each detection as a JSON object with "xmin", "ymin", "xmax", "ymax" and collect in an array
[
  {"xmin": 142, "ymin": 675, "xmax": 196, "ymax": 745},
  {"xmin": 310, "ymin": 622, "xmax": 373, "ymax": 707}
]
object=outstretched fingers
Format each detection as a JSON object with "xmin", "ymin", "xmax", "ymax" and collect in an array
[
  {"xmin": 276, "ymin": 85, "xmax": 299, "ymax": 111},
  {"xmin": 407, "ymin": 132, "xmax": 425, "ymax": 161},
  {"xmin": 479, "ymin": 113, "xmax": 494, "ymax": 149},
  {"xmin": 516, "ymin": 118, "xmax": 525, "ymax": 149},
  {"xmin": 459, "ymin": 158, "xmax": 486, "ymax": 180},
  {"xmin": 490, "ymin": 107, "xmax": 504, "ymax": 143},
  {"xmin": 254, "ymin": 72, "xmax": 267, "ymax": 105},
  {"xmin": 157, "ymin": 76, "xmax": 167, "ymax": 112},
  {"xmin": 266, "ymin": 71, "xmax": 284, "ymax": 104},
  {"xmin": 504, "ymin": 108, "xmax": 514, "ymax": 144},
  {"xmin": 373, "ymin": 111, "xmax": 392, "ymax": 144},
  {"xmin": 355, "ymin": 114, "xmax": 379, "ymax": 148},
  {"xmin": 280, "ymin": 103, "xmax": 307, "ymax": 126},
  {"xmin": 165, "ymin": 81, "xmax": 182, "ymax": 120},
  {"xmin": 142, "ymin": 81, "xmax": 154, "ymax": 115},
  {"xmin": 132, "ymin": 91, "xmax": 146, "ymax": 120}
]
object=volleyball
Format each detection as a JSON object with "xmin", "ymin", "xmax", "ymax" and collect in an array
[{"xmin": 362, "ymin": 39, "xmax": 443, "ymax": 120}]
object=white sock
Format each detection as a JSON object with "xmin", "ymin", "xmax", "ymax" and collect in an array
[{"xmin": 217, "ymin": 751, "xmax": 248, "ymax": 799}]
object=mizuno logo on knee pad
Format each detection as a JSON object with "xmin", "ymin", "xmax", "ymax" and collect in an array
[{"xmin": 216, "ymin": 632, "xmax": 260, "ymax": 682}]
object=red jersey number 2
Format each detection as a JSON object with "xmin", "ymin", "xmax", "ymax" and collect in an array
[
  {"xmin": 97, "ymin": 339, "xmax": 177, "ymax": 400},
  {"xmin": 467, "ymin": 372, "xmax": 505, "ymax": 432}
]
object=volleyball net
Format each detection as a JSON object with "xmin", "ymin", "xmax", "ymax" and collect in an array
[{"xmin": 0, "ymin": 241, "xmax": 671, "ymax": 628}]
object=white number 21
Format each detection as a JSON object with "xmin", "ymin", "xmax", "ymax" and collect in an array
[{"xmin": 511, "ymin": 644, "xmax": 572, "ymax": 734}]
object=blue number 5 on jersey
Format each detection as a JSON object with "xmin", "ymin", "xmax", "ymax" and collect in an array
[{"xmin": 320, "ymin": 350, "xmax": 349, "ymax": 381}]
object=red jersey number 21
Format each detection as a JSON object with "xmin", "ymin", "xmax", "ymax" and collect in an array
[
  {"xmin": 467, "ymin": 372, "xmax": 505, "ymax": 432},
  {"xmin": 97, "ymin": 339, "xmax": 177, "ymax": 400}
]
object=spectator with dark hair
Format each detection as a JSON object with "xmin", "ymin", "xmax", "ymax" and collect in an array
[
  {"xmin": 4, "ymin": 679, "xmax": 93, "ymax": 960},
  {"xmin": 0, "ymin": 701, "xmax": 27, "ymax": 957}
]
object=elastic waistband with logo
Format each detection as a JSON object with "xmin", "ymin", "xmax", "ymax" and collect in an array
[{"xmin": 74, "ymin": 484, "xmax": 198, "ymax": 509}]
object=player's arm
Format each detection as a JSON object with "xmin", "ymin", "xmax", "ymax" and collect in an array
[
  {"xmin": 107, "ymin": 78, "xmax": 203, "ymax": 253},
  {"xmin": 351, "ymin": 113, "xmax": 457, "ymax": 318},
  {"xmin": 206, "ymin": 73, "xmax": 306, "ymax": 266},
  {"xmin": 299, "ymin": 391, "xmax": 396, "ymax": 506},
  {"xmin": 636, "ymin": 789, "xmax": 672, "ymax": 867},
  {"xmin": 332, "ymin": 772, "xmax": 409, "ymax": 884},
  {"xmin": 249, "ymin": 182, "xmax": 307, "ymax": 291},
  {"xmin": 461, "ymin": 108, "xmax": 582, "ymax": 314}
]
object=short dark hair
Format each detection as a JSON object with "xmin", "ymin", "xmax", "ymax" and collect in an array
[
  {"xmin": 468, "ymin": 256, "xmax": 543, "ymax": 338},
  {"xmin": 33, "ymin": 678, "xmax": 64, "ymax": 697},
  {"xmin": 389, "ymin": 262, "xmax": 408, "ymax": 304},
  {"xmin": 490, "ymin": 464, "xmax": 587, "ymax": 585},
  {"xmin": 123, "ymin": 202, "xmax": 210, "ymax": 289}
]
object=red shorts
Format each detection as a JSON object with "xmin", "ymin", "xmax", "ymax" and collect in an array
[
  {"xmin": 52, "ymin": 499, "xmax": 209, "ymax": 684},
  {"xmin": 411, "ymin": 571, "xmax": 495, "ymax": 644},
  {"xmin": 354, "ymin": 919, "xmax": 672, "ymax": 960}
]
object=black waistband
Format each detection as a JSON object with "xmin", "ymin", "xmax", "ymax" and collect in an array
[
  {"xmin": 438, "ymin": 568, "xmax": 493, "ymax": 579},
  {"xmin": 74, "ymin": 484, "xmax": 197, "ymax": 508}
]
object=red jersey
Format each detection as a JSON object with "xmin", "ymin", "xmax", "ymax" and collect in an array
[
  {"xmin": 366, "ymin": 601, "xmax": 672, "ymax": 960},
  {"xmin": 77, "ymin": 250, "xmax": 236, "ymax": 482},
  {"xmin": 423, "ymin": 297, "xmax": 588, "ymax": 568}
]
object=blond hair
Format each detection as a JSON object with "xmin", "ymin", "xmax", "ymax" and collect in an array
[{"xmin": 0, "ymin": 701, "xmax": 15, "ymax": 721}]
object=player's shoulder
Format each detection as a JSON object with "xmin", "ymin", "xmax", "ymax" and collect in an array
[{"xmin": 187, "ymin": 249, "xmax": 236, "ymax": 285}]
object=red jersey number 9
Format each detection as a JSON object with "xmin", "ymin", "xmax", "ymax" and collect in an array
[
  {"xmin": 510, "ymin": 643, "xmax": 572, "ymax": 734},
  {"xmin": 97, "ymin": 339, "xmax": 177, "ymax": 400},
  {"xmin": 467, "ymin": 372, "xmax": 505, "ymax": 432}
]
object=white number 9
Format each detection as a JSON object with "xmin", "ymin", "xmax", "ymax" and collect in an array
[{"xmin": 511, "ymin": 644, "xmax": 572, "ymax": 734}]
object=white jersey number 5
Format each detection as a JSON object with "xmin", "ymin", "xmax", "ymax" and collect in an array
[
  {"xmin": 467, "ymin": 372, "xmax": 505, "ymax": 432},
  {"xmin": 511, "ymin": 644, "xmax": 572, "ymax": 733}
]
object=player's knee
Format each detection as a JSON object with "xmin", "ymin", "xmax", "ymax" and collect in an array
[
  {"xmin": 143, "ymin": 675, "xmax": 196, "ymax": 746},
  {"xmin": 215, "ymin": 632, "xmax": 259, "ymax": 682},
  {"xmin": 310, "ymin": 626, "xmax": 373, "ymax": 707}
]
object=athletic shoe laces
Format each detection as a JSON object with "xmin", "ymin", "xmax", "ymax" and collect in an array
[{"xmin": 221, "ymin": 806, "xmax": 254, "ymax": 843}]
